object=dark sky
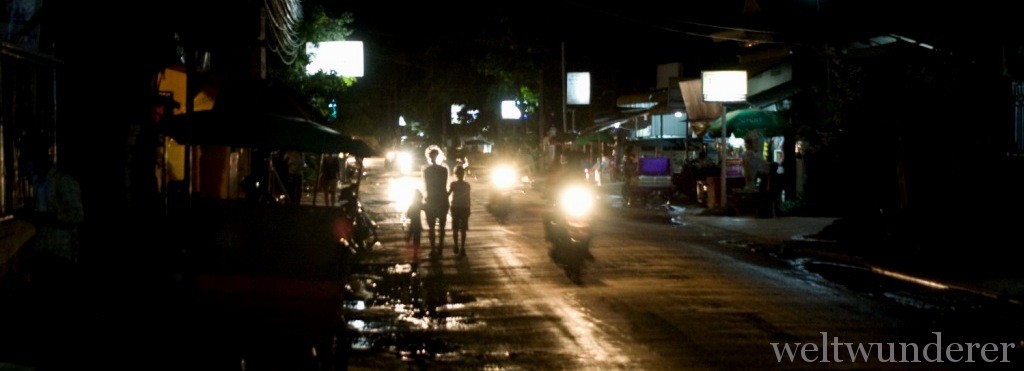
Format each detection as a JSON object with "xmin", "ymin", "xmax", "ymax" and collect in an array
[
  {"xmin": 337, "ymin": 2, "xmax": 753, "ymax": 77},
  {"xmin": 325, "ymin": 0, "xmax": 1020, "ymax": 120},
  {"xmin": 330, "ymin": 1, "xmax": 765, "ymax": 117}
]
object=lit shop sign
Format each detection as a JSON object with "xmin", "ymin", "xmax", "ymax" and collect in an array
[
  {"xmin": 701, "ymin": 70, "xmax": 747, "ymax": 103},
  {"xmin": 306, "ymin": 41, "xmax": 364, "ymax": 77},
  {"xmin": 567, "ymin": 72, "xmax": 591, "ymax": 105},
  {"xmin": 501, "ymin": 100, "xmax": 522, "ymax": 120}
]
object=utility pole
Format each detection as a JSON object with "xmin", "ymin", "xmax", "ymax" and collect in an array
[
  {"xmin": 561, "ymin": 42, "xmax": 567, "ymax": 132},
  {"xmin": 539, "ymin": 68, "xmax": 545, "ymax": 150}
]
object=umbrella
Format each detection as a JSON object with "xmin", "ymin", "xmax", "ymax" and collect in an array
[{"xmin": 707, "ymin": 108, "xmax": 787, "ymax": 137}]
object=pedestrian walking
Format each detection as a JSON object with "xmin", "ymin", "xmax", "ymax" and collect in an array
[
  {"xmin": 448, "ymin": 165, "xmax": 471, "ymax": 257},
  {"xmin": 406, "ymin": 189, "xmax": 424, "ymax": 263},
  {"xmin": 422, "ymin": 146, "xmax": 449, "ymax": 257}
]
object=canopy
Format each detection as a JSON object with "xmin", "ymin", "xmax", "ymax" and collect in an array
[
  {"xmin": 164, "ymin": 110, "xmax": 354, "ymax": 153},
  {"xmin": 345, "ymin": 138, "xmax": 378, "ymax": 158},
  {"xmin": 707, "ymin": 108, "xmax": 786, "ymax": 137},
  {"xmin": 162, "ymin": 81, "xmax": 376, "ymax": 156}
]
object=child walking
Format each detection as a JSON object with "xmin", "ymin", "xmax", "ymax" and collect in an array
[
  {"xmin": 406, "ymin": 189, "xmax": 424, "ymax": 263},
  {"xmin": 448, "ymin": 166, "xmax": 471, "ymax": 257}
]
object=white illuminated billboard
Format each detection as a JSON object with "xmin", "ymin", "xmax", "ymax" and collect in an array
[
  {"xmin": 567, "ymin": 72, "xmax": 590, "ymax": 105},
  {"xmin": 501, "ymin": 101, "xmax": 522, "ymax": 119},
  {"xmin": 306, "ymin": 41, "xmax": 364, "ymax": 77},
  {"xmin": 701, "ymin": 70, "xmax": 747, "ymax": 102},
  {"xmin": 451, "ymin": 104, "xmax": 465, "ymax": 124}
]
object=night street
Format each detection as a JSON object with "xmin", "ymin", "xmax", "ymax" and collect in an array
[
  {"xmin": 3, "ymin": 2, "xmax": 1024, "ymax": 370},
  {"xmin": 0, "ymin": 159, "xmax": 1020, "ymax": 371},
  {"xmin": 337, "ymin": 159, "xmax": 1024, "ymax": 370}
]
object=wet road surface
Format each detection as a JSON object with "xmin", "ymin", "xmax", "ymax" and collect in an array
[
  {"xmin": 342, "ymin": 159, "xmax": 1024, "ymax": 370},
  {"xmin": 5, "ymin": 158, "xmax": 1016, "ymax": 370}
]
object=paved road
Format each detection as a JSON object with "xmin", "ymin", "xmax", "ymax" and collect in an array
[
  {"xmin": 345, "ymin": 158, "xmax": 1022, "ymax": 370},
  {"xmin": 4, "ymin": 158, "xmax": 1018, "ymax": 370}
]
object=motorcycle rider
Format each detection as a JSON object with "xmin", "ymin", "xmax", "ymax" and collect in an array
[
  {"xmin": 543, "ymin": 150, "xmax": 596, "ymax": 261},
  {"xmin": 545, "ymin": 150, "xmax": 586, "ymax": 199}
]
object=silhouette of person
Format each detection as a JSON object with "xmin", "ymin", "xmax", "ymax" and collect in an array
[
  {"xmin": 22, "ymin": 146, "xmax": 84, "ymax": 301},
  {"xmin": 448, "ymin": 165, "xmax": 471, "ymax": 256},
  {"xmin": 284, "ymin": 150, "xmax": 306, "ymax": 204},
  {"xmin": 20, "ymin": 145, "xmax": 84, "ymax": 371},
  {"xmin": 406, "ymin": 188, "xmax": 424, "ymax": 262},
  {"xmin": 422, "ymin": 147, "xmax": 449, "ymax": 257},
  {"xmin": 127, "ymin": 94, "xmax": 177, "ymax": 214},
  {"xmin": 320, "ymin": 153, "xmax": 342, "ymax": 206}
]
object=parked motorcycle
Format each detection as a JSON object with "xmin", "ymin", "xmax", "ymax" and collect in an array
[
  {"xmin": 338, "ymin": 185, "xmax": 379, "ymax": 253},
  {"xmin": 544, "ymin": 182, "xmax": 597, "ymax": 283}
]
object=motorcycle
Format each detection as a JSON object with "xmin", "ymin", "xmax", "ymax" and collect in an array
[
  {"xmin": 337, "ymin": 185, "xmax": 380, "ymax": 253},
  {"xmin": 544, "ymin": 182, "xmax": 597, "ymax": 283}
]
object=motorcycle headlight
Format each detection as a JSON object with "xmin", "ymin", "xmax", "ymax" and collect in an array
[
  {"xmin": 396, "ymin": 152, "xmax": 414, "ymax": 174},
  {"xmin": 491, "ymin": 165, "xmax": 518, "ymax": 190},
  {"xmin": 385, "ymin": 151, "xmax": 396, "ymax": 161},
  {"xmin": 559, "ymin": 185, "xmax": 595, "ymax": 217}
]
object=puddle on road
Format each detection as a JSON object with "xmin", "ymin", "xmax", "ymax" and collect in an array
[
  {"xmin": 800, "ymin": 260, "xmax": 1019, "ymax": 315},
  {"xmin": 606, "ymin": 202, "xmax": 696, "ymax": 226},
  {"xmin": 342, "ymin": 263, "xmax": 484, "ymax": 365}
]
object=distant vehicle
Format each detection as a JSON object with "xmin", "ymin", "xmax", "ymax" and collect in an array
[
  {"xmin": 487, "ymin": 163, "xmax": 519, "ymax": 223},
  {"xmin": 385, "ymin": 140, "xmax": 427, "ymax": 175}
]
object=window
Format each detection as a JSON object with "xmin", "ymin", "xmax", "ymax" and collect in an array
[{"xmin": 0, "ymin": 46, "xmax": 59, "ymax": 216}]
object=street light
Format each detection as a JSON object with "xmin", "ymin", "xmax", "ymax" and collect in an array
[{"xmin": 702, "ymin": 70, "xmax": 747, "ymax": 211}]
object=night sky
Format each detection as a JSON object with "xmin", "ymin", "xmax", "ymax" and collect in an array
[{"xmin": 316, "ymin": 0, "xmax": 1021, "ymax": 127}]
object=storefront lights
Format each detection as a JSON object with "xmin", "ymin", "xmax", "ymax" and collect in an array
[{"xmin": 702, "ymin": 70, "xmax": 747, "ymax": 211}]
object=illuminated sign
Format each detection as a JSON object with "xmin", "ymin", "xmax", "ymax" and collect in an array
[
  {"xmin": 701, "ymin": 71, "xmax": 747, "ymax": 102},
  {"xmin": 501, "ymin": 101, "xmax": 522, "ymax": 119},
  {"xmin": 567, "ymin": 72, "xmax": 590, "ymax": 105},
  {"xmin": 306, "ymin": 41, "xmax": 364, "ymax": 77}
]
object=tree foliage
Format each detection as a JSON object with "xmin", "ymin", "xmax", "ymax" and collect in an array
[
  {"xmin": 266, "ymin": 4, "xmax": 356, "ymax": 128},
  {"xmin": 786, "ymin": 43, "xmax": 865, "ymax": 214}
]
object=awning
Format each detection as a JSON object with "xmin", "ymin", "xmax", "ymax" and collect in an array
[
  {"xmin": 678, "ymin": 79, "xmax": 723, "ymax": 122},
  {"xmin": 616, "ymin": 92, "xmax": 658, "ymax": 110},
  {"xmin": 164, "ymin": 110, "xmax": 375, "ymax": 156},
  {"xmin": 583, "ymin": 109, "xmax": 649, "ymax": 134},
  {"xmin": 164, "ymin": 110, "xmax": 346, "ymax": 153},
  {"xmin": 162, "ymin": 81, "xmax": 377, "ymax": 156}
]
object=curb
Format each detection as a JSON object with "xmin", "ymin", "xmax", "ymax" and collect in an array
[{"xmin": 784, "ymin": 239, "xmax": 1024, "ymax": 308}]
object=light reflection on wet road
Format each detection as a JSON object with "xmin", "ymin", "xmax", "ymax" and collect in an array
[{"xmin": 344, "ymin": 158, "xmax": 1019, "ymax": 370}]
